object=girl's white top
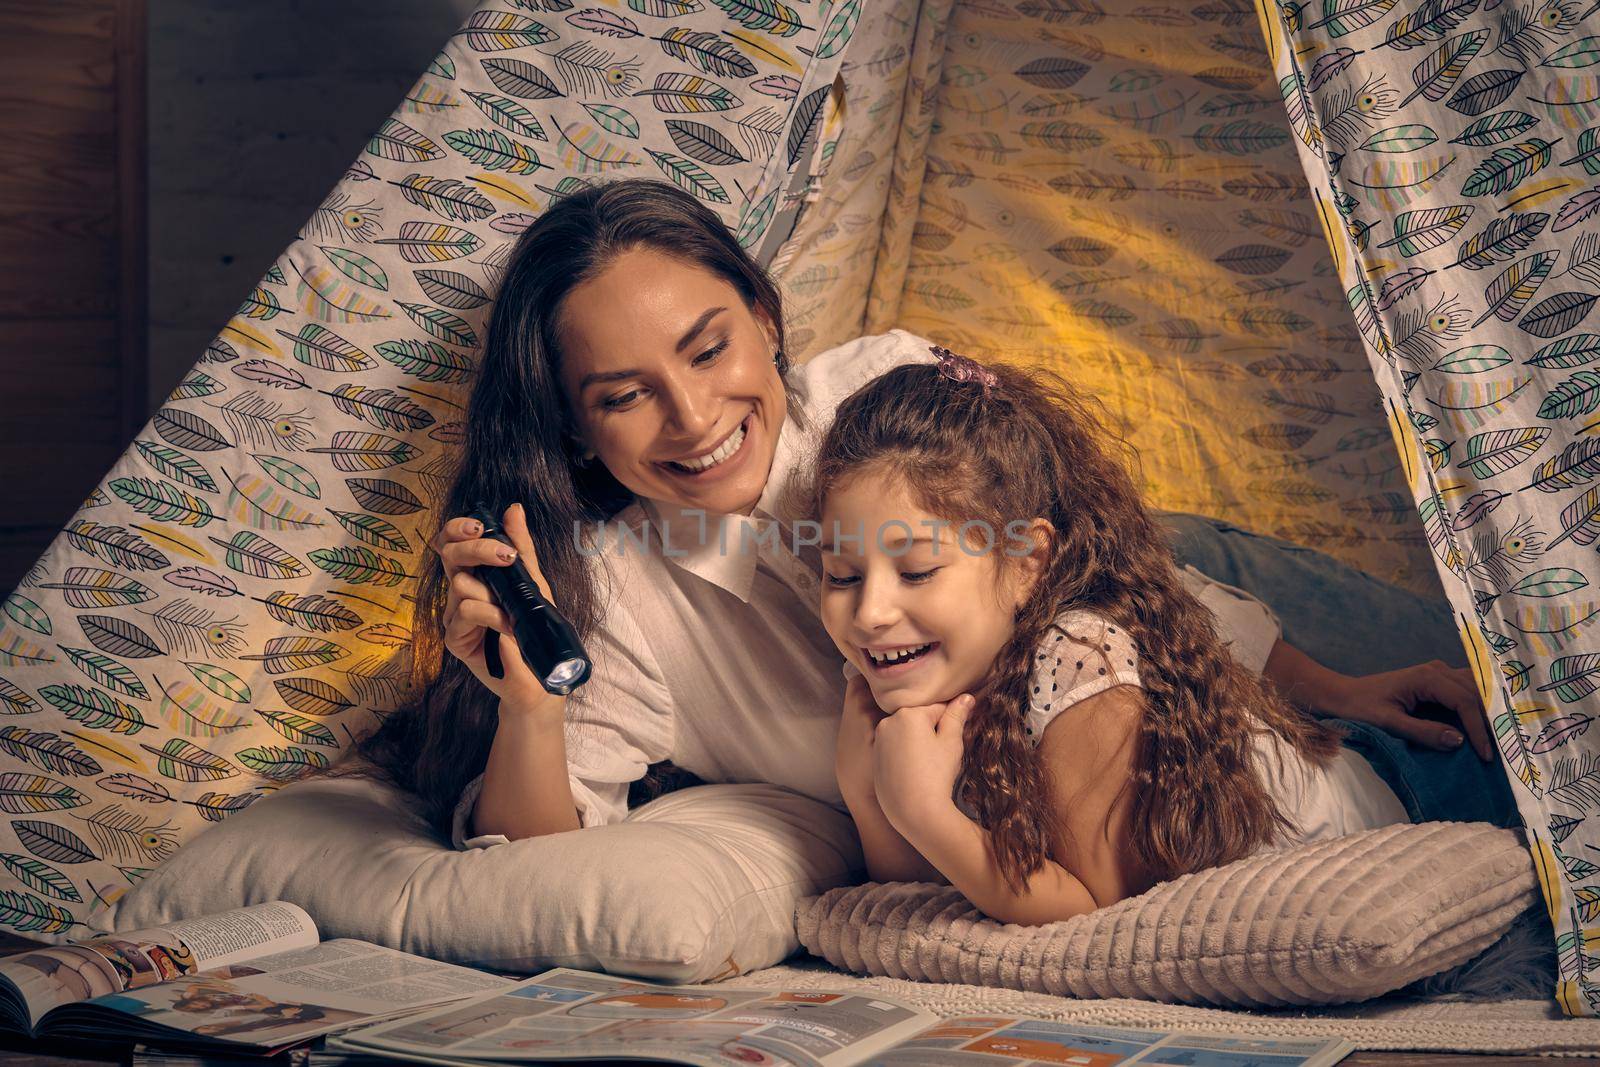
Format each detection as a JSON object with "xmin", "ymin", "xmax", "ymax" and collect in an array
[
  {"xmin": 452, "ymin": 330, "xmax": 1313, "ymax": 848},
  {"xmin": 1020, "ymin": 610, "xmax": 1409, "ymax": 849}
]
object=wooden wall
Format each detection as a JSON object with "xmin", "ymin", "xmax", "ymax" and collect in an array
[
  {"xmin": 0, "ymin": 0, "xmax": 146, "ymax": 595},
  {"xmin": 146, "ymin": 0, "xmax": 476, "ymax": 411},
  {"xmin": 0, "ymin": 1, "xmax": 474, "ymax": 597}
]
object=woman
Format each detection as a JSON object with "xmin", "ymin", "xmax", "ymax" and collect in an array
[{"xmin": 349, "ymin": 177, "xmax": 1493, "ymax": 849}]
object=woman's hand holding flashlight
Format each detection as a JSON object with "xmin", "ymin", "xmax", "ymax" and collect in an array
[{"xmin": 436, "ymin": 502, "xmax": 563, "ymax": 718}]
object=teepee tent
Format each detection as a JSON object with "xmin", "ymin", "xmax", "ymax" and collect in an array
[{"xmin": 3, "ymin": 0, "xmax": 1598, "ymax": 1013}]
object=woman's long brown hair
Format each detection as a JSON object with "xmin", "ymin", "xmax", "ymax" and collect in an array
[
  {"xmin": 332, "ymin": 178, "xmax": 796, "ymax": 837},
  {"xmin": 804, "ymin": 358, "xmax": 1342, "ymax": 893}
]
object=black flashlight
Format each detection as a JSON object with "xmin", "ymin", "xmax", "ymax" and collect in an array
[{"xmin": 468, "ymin": 502, "xmax": 591, "ymax": 696}]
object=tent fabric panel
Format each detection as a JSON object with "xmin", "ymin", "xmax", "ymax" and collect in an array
[
  {"xmin": 1258, "ymin": 0, "xmax": 1600, "ymax": 1015},
  {"xmin": 873, "ymin": 0, "xmax": 1438, "ymax": 590},
  {"xmin": 0, "ymin": 0, "xmax": 855, "ymax": 941},
  {"xmin": 766, "ymin": 0, "xmax": 937, "ymax": 357}
]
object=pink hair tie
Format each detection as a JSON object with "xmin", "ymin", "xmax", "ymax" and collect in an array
[{"xmin": 931, "ymin": 345, "xmax": 999, "ymax": 396}]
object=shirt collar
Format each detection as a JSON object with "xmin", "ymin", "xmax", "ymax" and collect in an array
[
  {"xmin": 636, "ymin": 400, "xmax": 812, "ymax": 604},
  {"xmin": 636, "ymin": 497, "xmax": 768, "ymax": 603}
]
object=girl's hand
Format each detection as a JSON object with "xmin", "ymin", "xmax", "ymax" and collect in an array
[
  {"xmin": 434, "ymin": 502, "xmax": 559, "ymax": 715},
  {"xmin": 1318, "ymin": 661, "xmax": 1494, "ymax": 761},
  {"xmin": 836, "ymin": 673, "xmax": 885, "ymax": 804},
  {"xmin": 872, "ymin": 694, "xmax": 974, "ymax": 834}
]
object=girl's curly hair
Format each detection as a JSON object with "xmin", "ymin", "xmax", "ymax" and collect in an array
[{"xmin": 803, "ymin": 357, "xmax": 1341, "ymax": 893}]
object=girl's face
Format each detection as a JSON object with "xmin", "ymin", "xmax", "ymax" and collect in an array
[
  {"xmin": 557, "ymin": 247, "xmax": 787, "ymax": 517},
  {"xmin": 819, "ymin": 472, "xmax": 1043, "ymax": 711}
]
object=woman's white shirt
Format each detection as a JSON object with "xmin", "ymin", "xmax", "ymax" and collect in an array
[{"xmin": 452, "ymin": 329, "xmax": 1287, "ymax": 848}]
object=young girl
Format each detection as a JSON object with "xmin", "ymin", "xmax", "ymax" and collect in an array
[{"xmin": 807, "ymin": 347, "xmax": 1513, "ymax": 925}]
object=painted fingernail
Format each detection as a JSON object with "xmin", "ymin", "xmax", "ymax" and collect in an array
[
  {"xmin": 497, "ymin": 547, "xmax": 517, "ymax": 562},
  {"xmin": 1441, "ymin": 729, "xmax": 1464, "ymax": 747},
  {"xmin": 466, "ymin": 520, "xmax": 483, "ymax": 536}
]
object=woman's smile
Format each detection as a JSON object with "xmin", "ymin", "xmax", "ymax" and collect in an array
[
  {"xmin": 658, "ymin": 412, "xmax": 755, "ymax": 482},
  {"xmin": 557, "ymin": 248, "xmax": 788, "ymax": 517}
]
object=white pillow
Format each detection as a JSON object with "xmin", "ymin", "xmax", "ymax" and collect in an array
[{"xmin": 96, "ymin": 776, "xmax": 862, "ymax": 982}]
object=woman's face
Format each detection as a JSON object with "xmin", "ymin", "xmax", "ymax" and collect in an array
[
  {"xmin": 557, "ymin": 247, "xmax": 786, "ymax": 517},
  {"xmin": 819, "ymin": 472, "xmax": 1043, "ymax": 712}
]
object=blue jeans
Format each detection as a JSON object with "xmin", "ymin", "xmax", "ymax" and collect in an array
[
  {"xmin": 1159, "ymin": 512, "xmax": 1521, "ymax": 828},
  {"xmin": 1157, "ymin": 512, "xmax": 1465, "ymax": 675},
  {"xmin": 1331, "ymin": 718, "xmax": 1521, "ymax": 826}
]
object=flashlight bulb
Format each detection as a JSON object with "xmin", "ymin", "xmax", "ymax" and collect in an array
[{"xmin": 546, "ymin": 659, "xmax": 587, "ymax": 688}]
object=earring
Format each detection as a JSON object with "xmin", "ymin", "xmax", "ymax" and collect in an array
[{"xmin": 772, "ymin": 348, "xmax": 783, "ymax": 365}]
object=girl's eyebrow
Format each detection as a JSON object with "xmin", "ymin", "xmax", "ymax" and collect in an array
[
  {"xmin": 883, "ymin": 533, "xmax": 938, "ymax": 550},
  {"xmin": 823, "ymin": 534, "xmax": 941, "ymax": 553}
]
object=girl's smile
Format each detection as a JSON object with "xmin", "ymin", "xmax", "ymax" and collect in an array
[
  {"xmin": 819, "ymin": 472, "xmax": 1036, "ymax": 711},
  {"xmin": 863, "ymin": 640, "xmax": 943, "ymax": 680}
]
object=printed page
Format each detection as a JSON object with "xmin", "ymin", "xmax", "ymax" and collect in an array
[
  {"xmin": 1127, "ymin": 1033, "xmax": 1357, "ymax": 1067},
  {"xmin": 333, "ymin": 967, "xmax": 938, "ymax": 1067},
  {"xmin": 144, "ymin": 900, "xmax": 320, "ymax": 972},
  {"xmin": 42, "ymin": 939, "xmax": 512, "ymax": 1053},
  {"xmin": 849, "ymin": 1017, "xmax": 1353, "ymax": 1067},
  {"xmin": 0, "ymin": 901, "xmax": 318, "ymax": 1032}
]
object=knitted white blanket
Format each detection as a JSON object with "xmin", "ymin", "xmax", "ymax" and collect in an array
[{"xmin": 738, "ymin": 959, "xmax": 1596, "ymax": 1055}]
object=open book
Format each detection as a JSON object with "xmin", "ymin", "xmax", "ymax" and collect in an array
[
  {"xmin": 333, "ymin": 967, "xmax": 1355, "ymax": 1067},
  {"xmin": 0, "ymin": 901, "xmax": 511, "ymax": 1054}
]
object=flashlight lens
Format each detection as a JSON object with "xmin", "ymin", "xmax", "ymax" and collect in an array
[{"xmin": 546, "ymin": 659, "xmax": 587, "ymax": 688}]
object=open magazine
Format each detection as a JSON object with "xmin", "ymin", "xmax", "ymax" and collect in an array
[
  {"xmin": 332, "ymin": 967, "xmax": 1356, "ymax": 1067},
  {"xmin": 0, "ymin": 900, "xmax": 511, "ymax": 1054}
]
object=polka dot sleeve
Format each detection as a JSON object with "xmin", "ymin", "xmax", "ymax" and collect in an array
[{"xmin": 1023, "ymin": 611, "xmax": 1143, "ymax": 747}]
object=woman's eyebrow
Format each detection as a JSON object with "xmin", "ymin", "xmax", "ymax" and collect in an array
[
  {"xmin": 576, "ymin": 306, "xmax": 729, "ymax": 393},
  {"xmin": 675, "ymin": 306, "xmax": 727, "ymax": 352},
  {"xmin": 579, "ymin": 367, "xmax": 640, "ymax": 392}
]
